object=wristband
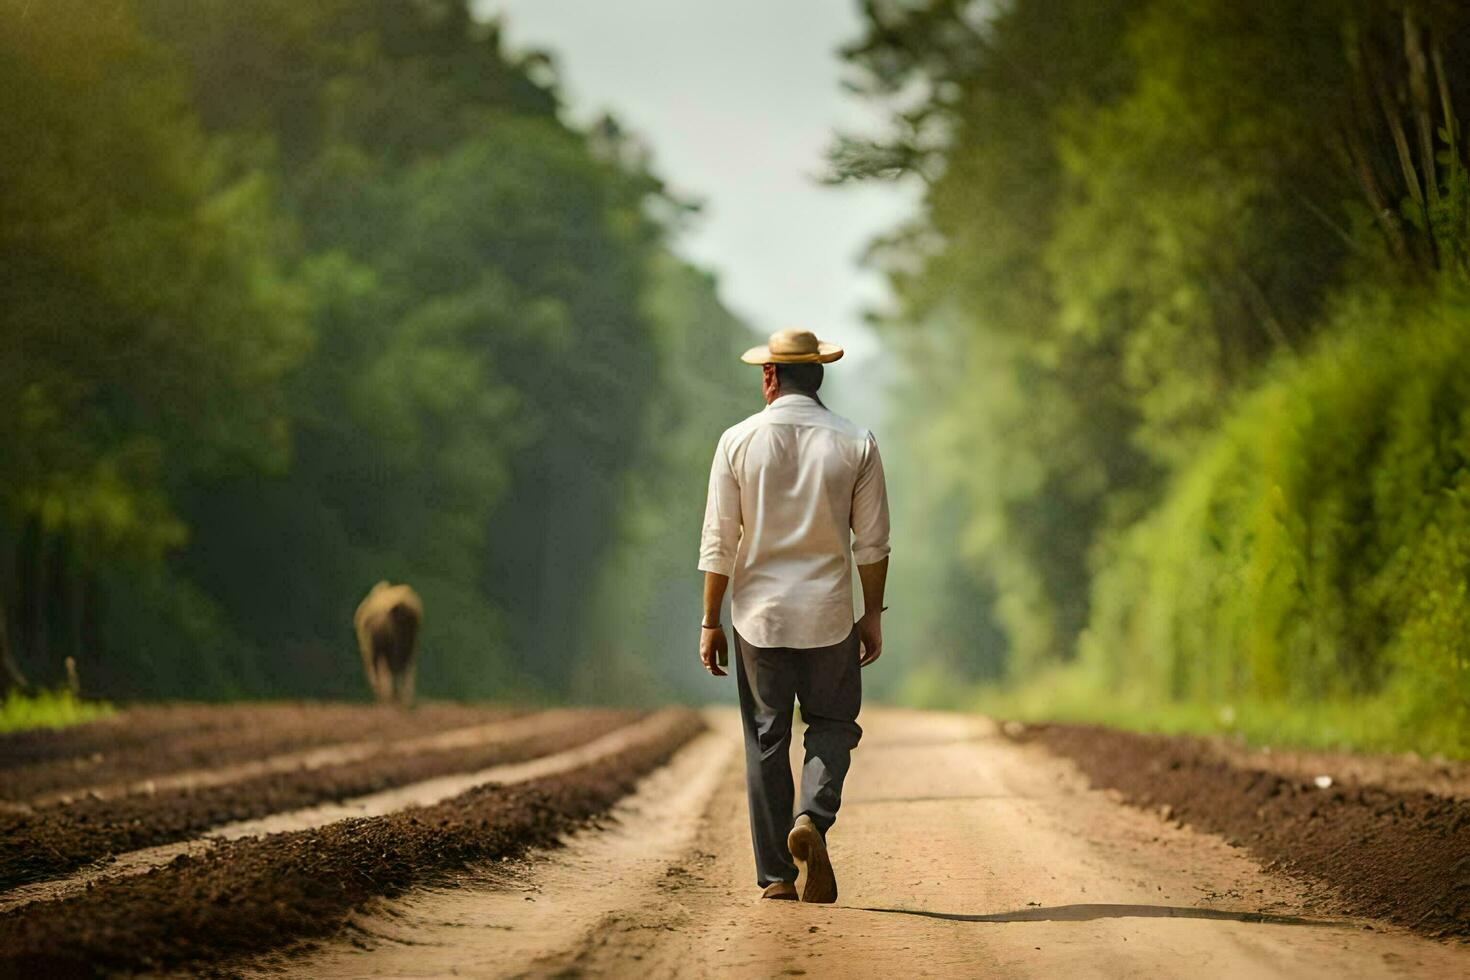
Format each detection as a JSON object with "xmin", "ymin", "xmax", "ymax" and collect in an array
[{"xmin": 701, "ymin": 622, "xmax": 722, "ymax": 630}]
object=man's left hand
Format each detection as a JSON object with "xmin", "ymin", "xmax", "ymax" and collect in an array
[
  {"xmin": 857, "ymin": 610, "xmax": 882, "ymax": 667},
  {"xmin": 700, "ymin": 626, "xmax": 728, "ymax": 677}
]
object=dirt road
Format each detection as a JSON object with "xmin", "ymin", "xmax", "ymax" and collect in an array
[
  {"xmin": 2, "ymin": 703, "xmax": 1464, "ymax": 976},
  {"xmin": 246, "ymin": 709, "xmax": 1469, "ymax": 978}
]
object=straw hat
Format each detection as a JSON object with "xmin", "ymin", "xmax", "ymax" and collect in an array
[{"xmin": 740, "ymin": 328, "xmax": 844, "ymax": 365}]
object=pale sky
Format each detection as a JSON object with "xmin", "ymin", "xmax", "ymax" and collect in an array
[{"xmin": 476, "ymin": 0, "xmax": 918, "ymax": 369}]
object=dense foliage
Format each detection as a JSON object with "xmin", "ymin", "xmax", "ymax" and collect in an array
[
  {"xmin": 1086, "ymin": 286, "xmax": 1470, "ymax": 754},
  {"xmin": 2, "ymin": 0, "xmax": 755, "ymax": 702},
  {"xmin": 841, "ymin": 0, "xmax": 1470, "ymax": 750}
]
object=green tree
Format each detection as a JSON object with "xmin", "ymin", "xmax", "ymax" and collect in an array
[
  {"xmin": 0, "ymin": 0, "xmax": 307, "ymax": 691},
  {"xmin": 836, "ymin": 0, "xmax": 1153, "ymax": 672},
  {"xmin": 838, "ymin": 0, "xmax": 1470, "ymax": 713},
  {"xmin": 119, "ymin": 0, "xmax": 742, "ymax": 699},
  {"xmin": 579, "ymin": 254, "xmax": 758, "ymax": 705}
]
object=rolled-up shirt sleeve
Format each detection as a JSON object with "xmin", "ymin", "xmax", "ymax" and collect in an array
[
  {"xmin": 698, "ymin": 433, "xmax": 741, "ymax": 576},
  {"xmin": 851, "ymin": 432, "xmax": 890, "ymax": 565}
]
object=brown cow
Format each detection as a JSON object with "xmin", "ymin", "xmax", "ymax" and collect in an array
[{"xmin": 354, "ymin": 582, "xmax": 423, "ymax": 706}]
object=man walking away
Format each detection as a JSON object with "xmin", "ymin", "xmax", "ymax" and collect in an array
[{"xmin": 697, "ymin": 328, "xmax": 890, "ymax": 903}]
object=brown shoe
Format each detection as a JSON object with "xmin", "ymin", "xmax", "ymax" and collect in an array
[
  {"xmin": 761, "ymin": 881, "xmax": 798, "ymax": 901},
  {"xmin": 786, "ymin": 814, "xmax": 837, "ymax": 903}
]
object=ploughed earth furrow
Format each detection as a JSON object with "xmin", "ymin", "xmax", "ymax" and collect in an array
[
  {"xmin": 0, "ymin": 708, "xmax": 705, "ymax": 978},
  {"xmin": 0, "ymin": 709, "xmax": 635, "ymax": 892},
  {"xmin": 1, "ymin": 702, "xmax": 520, "ymax": 802},
  {"xmin": 1013, "ymin": 722, "xmax": 1470, "ymax": 940},
  {"xmin": 23, "ymin": 709, "xmax": 590, "ymax": 808}
]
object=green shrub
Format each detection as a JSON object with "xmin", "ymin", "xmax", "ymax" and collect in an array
[
  {"xmin": 0, "ymin": 688, "xmax": 113, "ymax": 734},
  {"xmin": 1082, "ymin": 284, "xmax": 1470, "ymax": 757}
]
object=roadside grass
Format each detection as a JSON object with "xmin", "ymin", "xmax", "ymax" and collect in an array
[
  {"xmin": 0, "ymin": 689, "xmax": 114, "ymax": 734},
  {"xmin": 969, "ymin": 664, "xmax": 1461, "ymax": 760}
]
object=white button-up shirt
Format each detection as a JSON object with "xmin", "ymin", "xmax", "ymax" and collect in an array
[{"xmin": 698, "ymin": 393, "xmax": 890, "ymax": 649}]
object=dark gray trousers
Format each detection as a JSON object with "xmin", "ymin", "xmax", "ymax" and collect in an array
[{"xmin": 734, "ymin": 624, "xmax": 863, "ymax": 887}]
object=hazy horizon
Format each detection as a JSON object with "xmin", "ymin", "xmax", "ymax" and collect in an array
[{"xmin": 480, "ymin": 0, "xmax": 919, "ymax": 373}]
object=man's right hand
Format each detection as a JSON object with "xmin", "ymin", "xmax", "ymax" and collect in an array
[
  {"xmin": 700, "ymin": 626, "xmax": 728, "ymax": 677},
  {"xmin": 857, "ymin": 610, "xmax": 882, "ymax": 667}
]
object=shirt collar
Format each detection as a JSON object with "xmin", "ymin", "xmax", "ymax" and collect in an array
[{"xmin": 767, "ymin": 393, "xmax": 820, "ymax": 410}]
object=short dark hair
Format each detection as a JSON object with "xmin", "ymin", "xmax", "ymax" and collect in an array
[{"xmin": 774, "ymin": 362, "xmax": 824, "ymax": 394}]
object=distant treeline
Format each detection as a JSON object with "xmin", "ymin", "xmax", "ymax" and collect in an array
[
  {"xmin": 841, "ymin": 0, "xmax": 1470, "ymax": 753},
  {"xmin": 1, "ymin": 0, "xmax": 754, "ymax": 702}
]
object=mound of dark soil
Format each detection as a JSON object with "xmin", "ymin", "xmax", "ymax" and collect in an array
[
  {"xmin": 0, "ymin": 709, "xmax": 635, "ymax": 890},
  {"xmin": 0, "ymin": 709, "xmax": 704, "ymax": 978},
  {"xmin": 1014, "ymin": 723, "xmax": 1470, "ymax": 941},
  {"xmin": 1, "ymin": 701, "xmax": 520, "ymax": 802}
]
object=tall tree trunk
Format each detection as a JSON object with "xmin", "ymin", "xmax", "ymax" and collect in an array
[
  {"xmin": 1403, "ymin": 9, "xmax": 1439, "ymax": 209},
  {"xmin": 0, "ymin": 518, "xmax": 24, "ymax": 693},
  {"xmin": 1237, "ymin": 270, "xmax": 1295, "ymax": 353},
  {"xmin": 19, "ymin": 516, "xmax": 56, "ymax": 678},
  {"xmin": 1363, "ymin": 37, "xmax": 1424, "ymax": 211},
  {"xmin": 1430, "ymin": 44, "xmax": 1458, "ymax": 161},
  {"xmin": 1336, "ymin": 127, "xmax": 1411, "ymax": 264},
  {"xmin": 0, "ymin": 601, "xmax": 27, "ymax": 694},
  {"xmin": 33, "ymin": 524, "xmax": 51, "ymax": 672},
  {"xmin": 82, "ymin": 567, "xmax": 100, "ymax": 690},
  {"xmin": 1342, "ymin": 33, "xmax": 1416, "ymax": 267},
  {"xmin": 67, "ymin": 539, "xmax": 85, "ymax": 693},
  {"xmin": 17, "ymin": 516, "xmax": 37, "ymax": 670}
]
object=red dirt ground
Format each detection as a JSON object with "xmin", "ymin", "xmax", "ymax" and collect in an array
[
  {"xmin": 0, "ymin": 709, "xmax": 636, "ymax": 890},
  {"xmin": 0, "ymin": 709, "xmax": 705, "ymax": 978},
  {"xmin": 0, "ymin": 702, "xmax": 521, "ymax": 802},
  {"xmin": 1013, "ymin": 722, "xmax": 1470, "ymax": 941}
]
